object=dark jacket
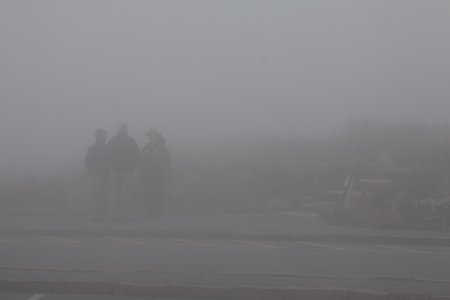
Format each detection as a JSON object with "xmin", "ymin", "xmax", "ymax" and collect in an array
[
  {"xmin": 85, "ymin": 142, "xmax": 110, "ymax": 175},
  {"xmin": 108, "ymin": 133, "xmax": 140, "ymax": 173},
  {"xmin": 140, "ymin": 141, "xmax": 171, "ymax": 181}
]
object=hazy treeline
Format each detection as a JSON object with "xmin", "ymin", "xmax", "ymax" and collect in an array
[{"xmin": 2, "ymin": 120, "xmax": 450, "ymax": 215}]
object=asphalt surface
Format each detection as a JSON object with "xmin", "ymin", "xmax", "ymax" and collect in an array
[
  {"xmin": 0, "ymin": 293, "xmax": 190, "ymax": 299},
  {"xmin": 1, "ymin": 236, "xmax": 450, "ymax": 279},
  {"xmin": 1, "ymin": 212, "xmax": 449, "ymax": 243},
  {"xmin": 1, "ymin": 211, "xmax": 450, "ymax": 296}
]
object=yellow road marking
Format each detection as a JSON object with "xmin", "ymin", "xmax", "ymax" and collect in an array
[
  {"xmin": 27, "ymin": 294, "xmax": 45, "ymax": 300},
  {"xmin": 0, "ymin": 239, "xmax": 35, "ymax": 244},
  {"xmin": 280, "ymin": 212, "xmax": 316, "ymax": 218},
  {"xmin": 381, "ymin": 245, "xmax": 426, "ymax": 254},
  {"xmin": 431, "ymin": 251, "xmax": 450, "ymax": 255},
  {"xmin": 108, "ymin": 238, "xmax": 149, "ymax": 245},
  {"xmin": 173, "ymin": 238, "xmax": 212, "ymax": 247},
  {"xmin": 299, "ymin": 241, "xmax": 348, "ymax": 251},
  {"xmin": 234, "ymin": 240, "xmax": 281, "ymax": 249},
  {"xmin": 44, "ymin": 237, "xmax": 79, "ymax": 243}
]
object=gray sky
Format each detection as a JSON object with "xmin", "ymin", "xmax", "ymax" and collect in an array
[{"xmin": 1, "ymin": 0, "xmax": 450, "ymax": 173}]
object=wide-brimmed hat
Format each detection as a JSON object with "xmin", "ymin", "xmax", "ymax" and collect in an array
[{"xmin": 145, "ymin": 129, "xmax": 160, "ymax": 137}]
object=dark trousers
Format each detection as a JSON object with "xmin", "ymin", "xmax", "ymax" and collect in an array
[
  {"xmin": 89, "ymin": 174, "xmax": 109, "ymax": 220},
  {"xmin": 143, "ymin": 177, "xmax": 166, "ymax": 218}
]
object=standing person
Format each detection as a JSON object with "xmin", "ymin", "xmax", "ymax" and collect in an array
[
  {"xmin": 85, "ymin": 128, "xmax": 110, "ymax": 221},
  {"xmin": 108, "ymin": 123, "xmax": 140, "ymax": 222},
  {"xmin": 140, "ymin": 129, "xmax": 172, "ymax": 219}
]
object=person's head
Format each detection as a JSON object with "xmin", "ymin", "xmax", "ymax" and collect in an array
[
  {"xmin": 118, "ymin": 122, "xmax": 128, "ymax": 135},
  {"xmin": 95, "ymin": 128, "xmax": 108, "ymax": 143},
  {"xmin": 145, "ymin": 129, "xmax": 165, "ymax": 144}
]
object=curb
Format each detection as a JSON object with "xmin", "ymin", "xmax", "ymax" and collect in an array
[
  {"xmin": 0, "ymin": 228, "xmax": 449, "ymax": 246},
  {"xmin": 0, "ymin": 280, "xmax": 448, "ymax": 299}
]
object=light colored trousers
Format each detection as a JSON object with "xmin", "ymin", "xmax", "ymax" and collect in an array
[
  {"xmin": 89, "ymin": 174, "xmax": 110, "ymax": 220},
  {"xmin": 111, "ymin": 172, "xmax": 134, "ymax": 221}
]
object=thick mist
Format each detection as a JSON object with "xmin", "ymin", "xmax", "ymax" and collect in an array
[
  {"xmin": 2, "ymin": 3, "xmax": 450, "ymax": 298},
  {"xmin": 1, "ymin": 0, "xmax": 450, "ymax": 174}
]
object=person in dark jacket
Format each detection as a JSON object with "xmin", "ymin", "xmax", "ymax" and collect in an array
[
  {"xmin": 108, "ymin": 123, "xmax": 140, "ymax": 221},
  {"xmin": 140, "ymin": 129, "xmax": 171, "ymax": 219},
  {"xmin": 85, "ymin": 128, "xmax": 110, "ymax": 220}
]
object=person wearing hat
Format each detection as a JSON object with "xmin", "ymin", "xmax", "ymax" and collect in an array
[
  {"xmin": 85, "ymin": 128, "xmax": 111, "ymax": 221},
  {"xmin": 108, "ymin": 123, "xmax": 140, "ymax": 221},
  {"xmin": 139, "ymin": 129, "xmax": 172, "ymax": 219}
]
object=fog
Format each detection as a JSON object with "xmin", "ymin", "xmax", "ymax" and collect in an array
[
  {"xmin": 1, "ymin": 0, "xmax": 450, "ymax": 175},
  {"xmin": 2, "ymin": 2, "xmax": 450, "ymax": 298}
]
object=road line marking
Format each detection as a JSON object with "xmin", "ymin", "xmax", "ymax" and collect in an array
[
  {"xmin": 381, "ymin": 245, "xmax": 426, "ymax": 254},
  {"xmin": 353, "ymin": 248, "xmax": 410, "ymax": 254},
  {"xmin": 299, "ymin": 241, "xmax": 348, "ymax": 251},
  {"xmin": 108, "ymin": 238, "xmax": 149, "ymax": 245},
  {"xmin": 27, "ymin": 294, "xmax": 45, "ymax": 300},
  {"xmin": 0, "ymin": 239, "xmax": 29, "ymax": 244},
  {"xmin": 215, "ymin": 245, "xmax": 254, "ymax": 248},
  {"xmin": 432, "ymin": 251, "xmax": 450, "ymax": 255},
  {"xmin": 44, "ymin": 237, "xmax": 79, "ymax": 243},
  {"xmin": 173, "ymin": 238, "xmax": 212, "ymax": 247},
  {"xmin": 280, "ymin": 212, "xmax": 316, "ymax": 218},
  {"xmin": 234, "ymin": 240, "xmax": 281, "ymax": 249}
]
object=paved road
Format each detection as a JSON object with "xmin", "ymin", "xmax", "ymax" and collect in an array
[
  {"xmin": 0, "ymin": 293, "xmax": 190, "ymax": 299},
  {"xmin": 1, "ymin": 212, "xmax": 449, "ymax": 243},
  {"xmin": 1, "ymin": 236, "xmax": 450, "ymax": 280}
]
